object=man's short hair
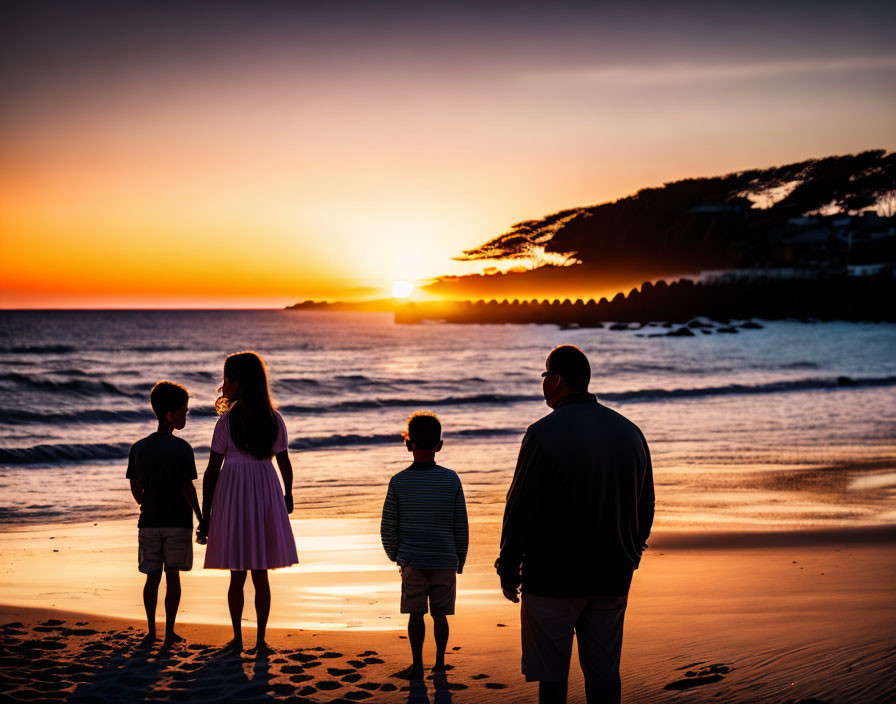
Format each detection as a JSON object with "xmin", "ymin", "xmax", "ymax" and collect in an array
[
  {"xmin": 150, "ymin": 381, "xmax": 189, "ymax": 420},
  {"xmin": 546, "ymin": 345, "xmax": 590, "ymax": 392},
  {"xmin": 404, "ymin": 411, "xmax": 442, "ymax": 449}
]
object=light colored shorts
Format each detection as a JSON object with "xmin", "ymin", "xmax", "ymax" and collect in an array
[
  {"xmin": 521, "ymin": 592, "xmax": 628, "ymax": 686},
  {"xmin": 138, "ymin": 527, "xmax": 193, "ymax": 573},
  {"xmin": 400, "ymin": 566, "xmax": 456, "ymax": 616}
]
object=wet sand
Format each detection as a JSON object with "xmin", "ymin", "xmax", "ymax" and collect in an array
[{"xmin": 1, "ymin": 519, "xmax": 894, "ymax": 703}]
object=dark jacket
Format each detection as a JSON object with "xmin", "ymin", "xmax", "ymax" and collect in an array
[{"xmin": 496, "ymin": 392, "xmax": 654, "ymax": 597}]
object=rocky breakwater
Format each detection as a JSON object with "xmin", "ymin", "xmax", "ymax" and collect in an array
[{"xmin": 393, "ymin": 274, "xmax": 895, "ymax": 333}]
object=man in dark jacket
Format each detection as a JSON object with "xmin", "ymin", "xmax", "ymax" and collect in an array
[{"xmin": 496, "ymin": 345, "xmax": 654, "ymax": 704}]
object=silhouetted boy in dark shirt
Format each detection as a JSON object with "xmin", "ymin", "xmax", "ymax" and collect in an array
[{"xmin": 126, "ymin": 381, "xmax": 202, "ymax": 649}]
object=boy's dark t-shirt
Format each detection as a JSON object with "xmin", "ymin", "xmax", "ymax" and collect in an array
[{"xmin": 126, "ymin": 433, "xmax": 197, "ymax": 528}]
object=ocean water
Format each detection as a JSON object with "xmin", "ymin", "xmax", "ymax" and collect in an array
[{"xmin": 1, "ymin": 310, "xmax": 895, "ymax": 530}]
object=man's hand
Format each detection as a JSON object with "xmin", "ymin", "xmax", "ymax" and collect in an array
[
  {"xmin": 284, "ymin": 493, "xmax": 294, "ymax": 514},
  {"xmin": 501, "ymin": 579, "xmax": 520, "ymax": 603}
]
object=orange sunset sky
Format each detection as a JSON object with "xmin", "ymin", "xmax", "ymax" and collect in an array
[{"xmin": 2, "ymin": 2, "xmax": 895, "ymax": 308}]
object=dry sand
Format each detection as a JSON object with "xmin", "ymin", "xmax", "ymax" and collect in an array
[{"xmin": 1, "ymin": 518, "xmax": 894, "ymax": 703}]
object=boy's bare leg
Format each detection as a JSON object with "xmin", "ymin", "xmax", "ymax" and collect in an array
[
  {"xmin": 249, "ymin": 569, "xmax": 271, "ymax": 653},
  {"xmin": 539, "ymin": 680, "xmax": 568, "ymax": 704},
  {"xmin": 432, "ymin": 614, "xmax": 449, "ymax": 672},
  {"xmin": 139, "ymin": 570, "xmax": 162, "ymax": 647},
  {"xmin": 162, "ymin": 569, "xmax": 183, "ymax": 647},
  {"xmin": 222, "ymin": 570, "xmax": 247, "ymax": 652},
  {"xmin": 407, "ymin": 613, "xmax": 425, "ymax": 679}
]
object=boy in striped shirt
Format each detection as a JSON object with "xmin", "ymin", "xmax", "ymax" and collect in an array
[{"xmin": 381, "ymin": 411, "xmax": 469, "ymax": 680}]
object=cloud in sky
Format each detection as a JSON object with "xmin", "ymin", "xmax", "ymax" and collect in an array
[{"xmin": 525, "ymin": 55, "xmax": 896, "ymax": 87}]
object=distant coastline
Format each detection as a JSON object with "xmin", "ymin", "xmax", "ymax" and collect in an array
[{"xmin": 286, "ymin": 271, "xmax": 895, "ymax": 331}]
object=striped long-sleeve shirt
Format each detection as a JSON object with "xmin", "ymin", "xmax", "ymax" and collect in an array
[{"xmin": 380, "ymin": 461, "xmax": 469, "ymax": 573}]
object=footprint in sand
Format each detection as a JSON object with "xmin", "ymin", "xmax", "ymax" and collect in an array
[
  {"xmin": 342, "ymin": 673, "xmax": 363, "ymax": 683},
  {"xmin": 471, "ymin": 674, "xmax": 489, "ymax": 680},
  {"xmin": 32, "ymin": 658, "xmax": 57, "ymax": 670},
  {"xmin": 327, "ymin": 667, "xmax": 356, "ymax": 676},
  {"xmin": 61, "ymin": 628, "xmax": 98, "ymax": 637},
  {"xmin": 344, "ymin": 692, "xmax": 374, "ymax": 700},
  {"xmin": 34, "ymin": 680, "xmax": 70, "ymax": 692},
  {"xmin": 357, "ymin": 650, "xmax": 378, "ymax": 656},
  {"xmin": 288, "ymin": 652, "xmax": 319, "ymax": 663},
  {"xmin": 664, "ymin": 662, "xmax": 733, "ymax": 691},
  {"xmin": 316, "ymin": 680, "xmax": 342, "ymax": 690},
  {"xmin": 485, "ymin": 682, "xmax": 508, "ymax": 689},
  {"xmin": 22, "ymin": 639, "xmax": 66, "ymax": 651},
  {"xmin": 677, "ymin": 660, "xmax": 707, "ymax": 670}
]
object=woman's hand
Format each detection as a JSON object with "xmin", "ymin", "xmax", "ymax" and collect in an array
[{"xmin": 284, "ymin": 493, "xmax": 294, "ymax": 514}]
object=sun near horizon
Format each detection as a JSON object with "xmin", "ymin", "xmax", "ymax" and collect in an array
[
  {"xmin": 391, "ymin": 281, "xmax": 413, "ymax": 299},
  {"xmin": 2, "ymin": 3, "xmax": 894, "ymax": 309}
]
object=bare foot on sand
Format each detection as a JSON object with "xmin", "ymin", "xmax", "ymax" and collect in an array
[
  {"xmin": 394, "ymin": 664, "xmax": 424, "ymax": 680},
  {"xmin": 161, "ymin": 632, "xmax": 184, "ymax": 649},
  {"xmin": 136, "ymin": 633, "xmax": 156, "ymax": 650},
  {"xmin": 217, "ymin": 638, "xmax": 243, "ymax": 656},
  {"xmin": 247, "ymin": 641, "xmax": 272, "ymax": 656}
]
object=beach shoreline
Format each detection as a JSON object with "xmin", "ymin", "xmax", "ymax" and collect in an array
[{"xmin": 2, "ymin": 518, "xmax": 894, "ymax": 703}]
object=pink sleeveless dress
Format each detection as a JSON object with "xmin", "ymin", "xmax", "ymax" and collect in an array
[{"xmin": 204, "ymin": 410, "xmax": 298, "ymax": 570}]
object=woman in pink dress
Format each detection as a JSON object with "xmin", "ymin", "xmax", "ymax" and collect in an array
[{"xmin": 198, "ymin": 351, "xmax": 298, "ymax": 653}]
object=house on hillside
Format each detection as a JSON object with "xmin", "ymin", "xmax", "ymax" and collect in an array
[{"xmin": 776, "ymin": 218, "xmax": 834, "ymax": 266}]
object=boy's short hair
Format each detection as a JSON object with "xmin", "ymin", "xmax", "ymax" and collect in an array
[
  {"xmin": 150, "ymin": 381, "xmax": 189, "ymax": 420},
  {"xmin": 404, "ymin": 411, "xmax": 441, "ymax": 450}
]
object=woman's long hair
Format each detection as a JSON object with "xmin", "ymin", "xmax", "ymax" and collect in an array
[{"xmin": 216, "ymin": 351, "xmax": 278, "ymax": 459}]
